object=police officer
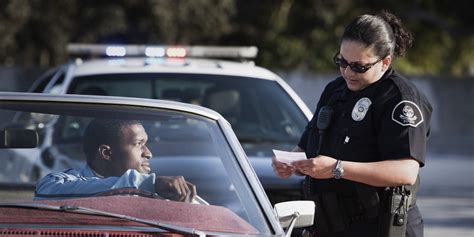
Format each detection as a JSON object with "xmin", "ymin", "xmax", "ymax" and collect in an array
[{"xmin": 272, "ymin": 11, "xmax": 431, "ymax": 237}]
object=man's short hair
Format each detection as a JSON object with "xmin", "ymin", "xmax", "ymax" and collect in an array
[{"xmin": 83, "ymin": 119, "xmax": 142, "ymax": 161}]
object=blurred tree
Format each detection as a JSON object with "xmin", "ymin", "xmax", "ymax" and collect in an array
[
  {"xmin": 0, "ymin": 0, "xmax": 472, "ymax": 76},
  {"xmin": 149, "ymin": 0, "xmax": 236, "ymax": 44},
  {"xmin": 279, "ymin": 0, "xmax": 356, "ymax": 72},
  {"xmin": 0, "ymin": 0, "xmax": 32, "ymax": 67}
]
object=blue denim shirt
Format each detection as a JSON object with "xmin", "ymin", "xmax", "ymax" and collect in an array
[{"xmin": 34, "ymin": 165, "xmax": 156, "ymax": 200}]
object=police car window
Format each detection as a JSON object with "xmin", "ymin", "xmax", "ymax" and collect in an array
[
  {"xmin": 43, "ymin": 68, "xmax": 67, "ymax": 94},
  {"xmin": 70, "ymin": 77, "xmax": 153, "ymax": 98},
  {"xmin": 29, "ymin": 71, "xmax": 54, "ymax": 93},
  {"xmin": 68, "ymin": 73, "xmax": 307, "ymax": 148}
]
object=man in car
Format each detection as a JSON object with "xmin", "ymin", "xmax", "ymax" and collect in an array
[{"xmin": 35, "ymin": 118, "xmax": 196, "ymax": 202}]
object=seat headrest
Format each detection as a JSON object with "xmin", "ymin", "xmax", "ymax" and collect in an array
[{"xmin": 205, "ymin": 89, "xmax": 240, "ymax": 114}]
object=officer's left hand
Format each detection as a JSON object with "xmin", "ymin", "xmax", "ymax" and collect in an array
[{"xmin": 292, "ymin": 155, "xmax": 337, "ymax": 179}]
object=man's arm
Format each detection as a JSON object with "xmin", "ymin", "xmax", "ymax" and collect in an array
[{"xmin": 35, "ymin": 169, "xmax": 156, "ymax": 200}]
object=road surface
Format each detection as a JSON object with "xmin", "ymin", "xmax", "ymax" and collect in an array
[{"xmin": 418, "ymin": 153, "xmax": 474, "ymax": 237}]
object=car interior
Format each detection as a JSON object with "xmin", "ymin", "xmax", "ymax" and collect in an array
[{"xmin": 0, "ymin": 103, "xmax": 253, "ymax": 221}]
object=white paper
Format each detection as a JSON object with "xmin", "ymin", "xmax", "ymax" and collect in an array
[{"xmin": 272, "ymin": 149, "xmax": 307, "ymax": 165}]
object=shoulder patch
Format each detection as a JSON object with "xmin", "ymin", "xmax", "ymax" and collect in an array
[{"xmin": 391, "ymin": 100, "xmax": 423, "ymax": 127}]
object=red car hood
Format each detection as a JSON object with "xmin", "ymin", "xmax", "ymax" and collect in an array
[{"xmin": 0, "ymin": 195, "xmax": 258, "ymax": 235}]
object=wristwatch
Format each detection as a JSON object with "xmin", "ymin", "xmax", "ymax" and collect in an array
[{"xmin": 333, "ymin": 160, "xmax": 344, "ymax": 179}]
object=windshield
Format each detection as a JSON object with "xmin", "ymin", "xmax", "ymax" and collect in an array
[
  {"xmin": 68, "ymin": 73, "xmax": 307, "ymax": 157},
  {"xmin": 0, "ymin": 100, "xmax": 271, "ymax": 234}
]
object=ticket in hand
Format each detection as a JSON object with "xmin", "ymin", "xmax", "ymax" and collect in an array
[{"xmin": 272, "ymin": 149, "xmax": 307, "ymax": 165}]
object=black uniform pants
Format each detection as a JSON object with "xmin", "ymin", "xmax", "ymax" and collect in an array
[
  {"xmin": 406, "ymin": 205, "xmax": 424, "ymax": 237},
  {"xmin": 310, "ymin": 217, "xmax": 379, "ymax": 237},
  {"xmin": 306, "ymin": 206, "xmax": 423, "ymax": 237}
]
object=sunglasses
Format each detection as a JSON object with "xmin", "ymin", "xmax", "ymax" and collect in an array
[{"xmin": 333, "ymin": 53, "xmax": 382, "ymax": 73}]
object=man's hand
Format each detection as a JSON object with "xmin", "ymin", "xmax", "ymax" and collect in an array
[{"xmin": 155, "ymin": 176, "xmax": 196, "ymax": 202}]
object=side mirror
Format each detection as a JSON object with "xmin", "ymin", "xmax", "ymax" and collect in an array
[
  {"xmin": 274, "ymin": 200, "xmax": 315, "ymax": 236},
  {"xmin": 0, "ymin": 129, "xmax": 38, "ymax": 148}
]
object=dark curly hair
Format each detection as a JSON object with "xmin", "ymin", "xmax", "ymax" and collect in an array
[
  {"xmin": 341, "ymin": 10, "xmax": 413, "ymax": 58},
  {"xmin": 83, "ymin": 119, "xmax": 142, "ymax": 162}
]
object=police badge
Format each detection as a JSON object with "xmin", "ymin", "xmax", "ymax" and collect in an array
[
  {"xmin": 391, "ymin": 100, "xmax": 423, "ymax": 127},
  {"xmin": 352, "ymin": 97, "xmax": 372, "ymax": 121}
]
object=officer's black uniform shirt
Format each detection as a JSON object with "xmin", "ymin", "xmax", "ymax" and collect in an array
[{"xmin": 298, "ymin": 68, "xmax": 432, "ymax": 235}]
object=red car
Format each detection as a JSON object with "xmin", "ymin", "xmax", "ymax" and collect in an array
[{"xmin": 0, "ymin": 92, "xmax": 314, "ymax": 236}]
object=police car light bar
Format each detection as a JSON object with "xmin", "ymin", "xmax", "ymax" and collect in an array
[{"xmin": 67, "ymin": 44, "xmax": 258, "ymax": 59}]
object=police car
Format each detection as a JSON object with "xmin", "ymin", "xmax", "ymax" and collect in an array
[{"xmin": 29, "ymin": 44, "xmax": 313, "ymax": 204}]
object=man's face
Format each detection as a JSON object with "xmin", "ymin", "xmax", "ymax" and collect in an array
[{"xmin": 109, "ymin": 124, "xmax": 152, "ymax": 176}]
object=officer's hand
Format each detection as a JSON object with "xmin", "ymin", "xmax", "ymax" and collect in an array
[
  {"xmin": 155, "ymin": 176, "xmax": 197, "ymax": 202},
  {"xmin": 292, "ymin": 155, "xmax": 337, "ymax": 179},
  {"xmin": 272, "ymin": 157, "xmax": 295, "ymax": 179}
]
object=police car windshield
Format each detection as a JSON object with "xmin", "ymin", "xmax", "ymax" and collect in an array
[{"xmin": 68, "ymin": 73, "xmax": 307, "ymax": 153}]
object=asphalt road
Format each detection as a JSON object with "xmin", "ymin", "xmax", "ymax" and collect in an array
[{"xmin": 417, "ymin": 152, "xmax": 474, "ymax": 237}]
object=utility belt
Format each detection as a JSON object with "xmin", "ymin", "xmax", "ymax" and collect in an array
[
  {"xmin": 378, "ymin": 179, "xmax": 418, "ymax": 237},
  {"xmin": 303, "ymin": 177, "xmax": 417, "ymax": 237}
]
